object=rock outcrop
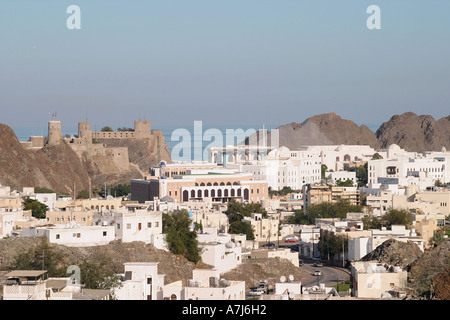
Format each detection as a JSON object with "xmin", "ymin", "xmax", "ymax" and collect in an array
[
  {"xmin": 0, "ymin": 123, "xmax": 91, "ymax": 194},
  {"xmin": 258, "ymin": 112, "xmax": 381, "ymax": 150},
  {"xmin": 376, "ymin": 112, "xmax": 450, "ymax": 153}
]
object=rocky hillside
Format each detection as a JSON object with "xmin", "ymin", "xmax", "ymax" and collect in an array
[
  {"xmin": 277, "ymin": 113, "xmax": 381, "ymax": 149},
  {"xmin": 0, "ymin": 123, "xmax": 170, "ymax": 194},
  {"xmin": 0, "ymin": 237, "xmax": 306, "ymax": 292},
  {"xmin": 263, "ymin": 112, "xmax": 449, "ymax": 153},
  {"xmin": 376, "ymin": 112, "xmax": 450, "ymax": 153},
  {"xmin": 408, "ymin": 240, "xmax": 450, "ymax": 299},
  {"xmin": 360, "ymin": 238, "xmax": 423, "ymax": 268},
  {"xmin": 0, "ymin": 124, "xmax": 91, "ymax": 194},
  {"xmin": 360, "ymin": 238, "xmax": 450, "ymax": 299}
]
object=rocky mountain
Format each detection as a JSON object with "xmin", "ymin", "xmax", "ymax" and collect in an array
[
  {"xmin": 376, "ymin": 112, "xmax": 450, "ymax": 153},
  {"xmin": 262, "ymin": 112, "xmax": 449, "ymax": 153},
  {"xmin": 0, "ymin": 123, "xmax": 91, "ymax": 194},
  {"xmin": 274, "ymin": 113, "xmax": 381, "ymax": 150}
]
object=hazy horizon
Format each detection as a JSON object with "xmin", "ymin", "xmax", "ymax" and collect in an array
[{"xmin": 1, "ymin": 1, "xmax": 449, "ymax": 130}]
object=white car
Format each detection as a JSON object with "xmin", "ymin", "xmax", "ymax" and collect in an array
[{"xmin": 313, "ymin": 270, "xmax": 321, "ymax": 276}]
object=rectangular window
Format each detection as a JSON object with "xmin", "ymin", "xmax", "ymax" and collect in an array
[
  {"xmin": 56, "ymin": 234, "xmax": 60, "ymax": 239},
  {"xmin": 147, "ymin": 222, "xmax": 152, "ymax": 228},
  {"xmin": 103, "ymin": 231, "xmax": 107, "ymax": 236},
  {"xmin": 127, "ymin": 223, "xmax": 131, "ymax": 229}
]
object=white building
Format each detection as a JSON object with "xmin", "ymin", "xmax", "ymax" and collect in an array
[
  {"xmin": 93, "ymin": 204, "xmax": 166, "ymax": 250},
  {"xmin": 199, "ymin": 242, "xmax": 242, "ymax": 272},
  {"xmin": 297, "ymin": 145, "xmax": 379, "ymax": 172},
  {"xmin": 350, "ymin": 261, "xmax": 408, "ymax": 298},
  {"xmin": 368, "ymin": 144, "xmax": 450, "ymax": 187},
  {"xmin": 0, "ymin": 211, "xmax": 15, "ymax": 238},
  {"xmin": 34, "ymin": 193, "xmax": 57, "ymax": 210},
  {"xmin": 20, "ymin": 225, "xmax": 115, "ymax": 247},
  {"xmin": 298, "ymin": 225, "xmax": 321, "ymax": 259},
  {"xmin": 211, "ymin": 146, "xmax": 322, "ymax": 192},
  {"xmin": 326, "ymin": 170, "xmax": 357, "ymax": 186},
  {"xmin": 114, "ymin": 262, "xmax": 165, "ymax": 300},
  {"xmin": 163, "ymin": 268, "xmax": 246, "ymax": 300}
]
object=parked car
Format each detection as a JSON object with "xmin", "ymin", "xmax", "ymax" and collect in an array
[
  {"xmin": 262, "ymin": 242, "xmax": 276, "ymax": 248},
  {"xmin": 313, "ymin": 261, "xmax": 323, "ymax": 267},
  {"xmin": 285, "ymin": 236, "xmax": 299, "ymax": 242},
  {"xmin": 248, "ymin": 288, "xmax": 265, "ymax": 296}
]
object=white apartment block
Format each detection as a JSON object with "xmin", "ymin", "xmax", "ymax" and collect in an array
[
  {"xmin": 243, "ymin": 212, "xmax": 280, "ymax": 243},
  {"xmin": 163, "ymin": 268, "xmax": 246, "ymax": 300},
  {"xmin": 93, "ymin": 204, "xmax": 165, "ymax": 249},
  {"xmin": 20, "ymin": 225, "xmax": 115, "ymax": 247},
  {"xmin": 297, "ymin": 145, "xmax": 379, "ymax": 171},
  {"xmin": 350, "ymin": 261, "xmax": 408, "ymax": 298},
  {"xmin": 326, "ymin": 170, "xmax": 357, "ymax": 186},
  {"xmin": 199, "ymin": 242, "xmax": 242, "ymax": 272},
  {"xmin": 211, "ymin": 146, "xmax": 322, "ymax": 191},
  {"xmin": 114, "ymin": 262, "xmax": 165, "ymax": 300},
  {"xmin": 368, "ymin": 144, "xmax": 450, "ymax": 187},
  {"xmin": 0, "ymin": 211, "xmax": 15, "ymax": 238}
]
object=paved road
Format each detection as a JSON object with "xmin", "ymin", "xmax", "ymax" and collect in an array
[{"xmin": 300, "ymin": 260, "xmax": 350, "ymax": 288}]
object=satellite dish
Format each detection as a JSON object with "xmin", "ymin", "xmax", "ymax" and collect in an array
[
  {"xmin": 280, "ymin": 276, "xmax": 286, "ymax": 283},
  {"xmin": 288, "ymin": 275, "xmax": 294, "ymax": 282}
]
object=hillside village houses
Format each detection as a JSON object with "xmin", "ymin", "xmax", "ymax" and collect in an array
[{"xmin": 1, "ymin": 138, "xmax": 449, "ymax": 300}]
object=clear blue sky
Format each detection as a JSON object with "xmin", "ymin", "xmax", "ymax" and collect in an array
[{"xmin": 1, "ymin": 0, "xmax": 449, "ymax": 131}]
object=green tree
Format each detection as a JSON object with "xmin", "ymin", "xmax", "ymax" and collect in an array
[
  {"xmin": 348, "ymin": 163, "xmax": 368, "ymax": 187},
  {"xmin": 380, "ymin": 209, "xmax": 413, "ymax": 229},
  {"xmin": 101, "ymin": 126, "xmax": 113, "ymax": 132},
  {"xmin": 225, "ymin": 199, "xmax": 267, "ymax": 223},
  {"xmin": 228, "ymin": 221, "xmax": 255, "ymax": 240},
  {"xmin": 319, "ymin": 234, "xmax": 348, "ymax": 261},
  {"xmin": 362, "ymin": 214, "xmax": 382, "ymax": 230},
  {"xmin": 77, "ymin": 189, "xmax": 90, "ymax": 199},
  {"xmin": 34, "ymin": 186, "xmax": 56, "ymax": 193},
  {"xmin": 335, "ymin": 179, "xmax": 354, "ymax": 187},
  {"xmin": 372, "ymin": 153, "xmax": 383, "ymax": 160},
  {"xmin": 321, "ymin": 164, "xmax": 328, "ymax": 180},
  {"xmin": 163, "ymin": 210, "xmax": 202, "ymax": 264},
  {"xmin": 79, "ymin": 260, "xmax": 122, "ymax": 292},
  {"xmin": 23, "ymin": 198, "xmax": 48, "ymax": 219},
  {"xmin": 10, "ymin": 238, "xmax": 66, "ymax": 277},
  {"xmin": 117, "ymin": 127, "xmax": 134, "ymax": 132},
  {"xmin": 287, "ymin": 210, "xmax": 310, "ymax": 224}
]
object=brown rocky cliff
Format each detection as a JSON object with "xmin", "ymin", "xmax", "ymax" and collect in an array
[
  {"xmin": 270, "ymin": 112, "xmax": 380, "ymax": 150},
  {"xmin": 376, "ymin": 112, "xmax": 450, "ymax": 153},
  {"xmin": 0, "ymin": 123, "xmax": 90, "ymax": 194}
]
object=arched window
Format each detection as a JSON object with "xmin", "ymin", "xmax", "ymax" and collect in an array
[
  {"xmin": 204, "ymin": 189, "xmax": 209, "ymax": 197},
  {"xmin": 197, "ymin": 189, "xmax": 202, "ymax": 198},
  {"xmin": 191, "ymin": 190, "xmax": 195, "ymax": 198},
  {"xmin": 218, "ymin": 189, "xmax": 222, "ymax": 197},
  {"xmin": 183, "ymin": 190, "xmax": 189, "ymax": 202}
]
